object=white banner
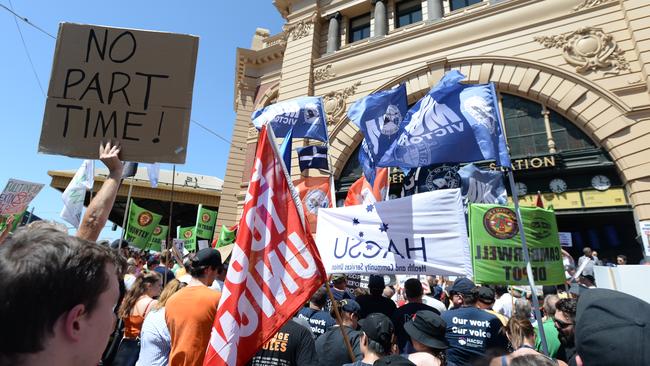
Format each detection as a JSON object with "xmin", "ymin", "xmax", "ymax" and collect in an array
[
  {"xmin": 60, "ymin": 160, "xmax": 94, "ymax": 228},
  {"xmin": 316, "ymin": 189, "xmax": 472, "ymax": 277},
  {"xmin": 639, "ymin": 221, "xmax": 650, "ymax": 257}
]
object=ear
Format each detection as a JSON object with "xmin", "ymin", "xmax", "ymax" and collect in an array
[{"xmin": 62, "ymin": 304, "xmax": 87, "ymax": 342}]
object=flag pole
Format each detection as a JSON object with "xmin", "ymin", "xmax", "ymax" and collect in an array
[
  {"xmin": 326, "ymin": 138, "xmax": 337, "ymax": 208},
  {"xmin": 324, "ymin": 276, "xmax": 357, "ymax": 363},
  {"xmin": 506, "ymin": 169, "xmax": 550, "ymax": 356},
  {"xmin": 120, "ymin": 177, "xmax": 135, "ymax": 241},
  {"xmin": 166, "ymin": 164, "xmax": 177, "ymax": 264}
]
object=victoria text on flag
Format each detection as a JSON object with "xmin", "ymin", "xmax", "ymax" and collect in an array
[
  {"xmin": 60, "ymin": 159, "xmax": 94, "ymax": 228},
  {"xmin": 252, "ymin": 96, "xmax": 328, "ymax": 142},
  {"xmin": 344, "ymin": 168, "xmax": 389, "ymax": 206},
  {"xmin": 297, "ymin": 145, "xmax": 329, "ymax": 172},
  {"xmin": 317, "ymin": 188, "xmax": 472, "ymax": 277},
  {"xmin": 378, "ymin": 70, "xmax": 510, "ymax": 169},
  {"xmin": 348, "ymin": 84, "xmax": 408, "ymax": 185},
  {"xmin": 203, "ymin": 125, "xmax": 326, "ymax": 366}
]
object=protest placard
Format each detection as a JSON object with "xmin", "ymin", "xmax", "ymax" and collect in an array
[
  {"xmin": 594, "ymin": 265, "xmax": 650, "ymax": 304},
  {"xmin": 177, "ymin": 226, "xmax": 196, "ymax": 252},
  {"xmin": 639, "ymin": 221, "xmax": 650, "ymax": 257},
  {"xmin": 148, "ymin": 224, "xmax": 168, "ymax": 252},
  {"xmin": 468, "ymin": 204, "xmax": 564, "ymax": 285},
  {"xmin": 195, "ymin": 204, "xmax": 217, "ymax": 239},
  {"xmin": 0, "ymin": 179, "xmax": 44, "ymax": 215},
  {"xmin": 39, "ymin": 23, "xmax": 198, "ymax": 163},
  {"xmin": 125, "ymin": 201, "xmax": 162, "ymax": 248}
]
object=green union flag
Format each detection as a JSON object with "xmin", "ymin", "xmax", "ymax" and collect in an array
[
  {"xmin": 195, "ymin": 204, "xmax": 217, "ymax": 239},
  {"xmin": 468, "ymin": 204, "xmax": 564, "ymax": 285},
  {"xmin": 125, "ymin": 201, "xmax": 162, "ymax": 249},
  {"xmin": 148, "ymin": 224, "xmax": 169, "ymax": 252},
  {"xmin": 216, "ymin": 224, "xmax": 236, "ymax": 248},
  {"xmin": 177, "ymin": 225, "xmax": 197, "ymax": 252}
]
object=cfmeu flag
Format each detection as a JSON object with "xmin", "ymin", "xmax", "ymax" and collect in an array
[
  {"xmin": 204, "ymin": 126, "xmax": 326, "ymax": 366},
  {"xmin": 293, "ymin": 177, "xmax": 331, "ymax": 233},
  {"xmin": 251, "ymin": 96, "xmax": 328, "ymax": 142},
  {"xmin": 348, "ymin": 84, "xmax": 407, "ymax": 185},
  {"xmin": 60, "ymin": 159, "xmax": 94, "ymax": 228},
  {"xmin": 379, "ymin": 70, "xmax": 510, "ymax": 169},
  {"xmin": 344, "ymin": 168, "xmax": 389, "ymax": 206}
]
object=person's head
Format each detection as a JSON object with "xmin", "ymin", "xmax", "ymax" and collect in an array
[
  {"xmin": 554, "ymin": 298, "xmax": 577, "ymax": 348},
  {"xmin": 373, "ymin": 355, "xmax": 416, "ymax": 366},
  {"xmin": 494, "ymin": 285, "xmax": 508, "ymax": 298},
  {"xmin": 331, "ymin": 299, "xmax": 360, "ymax": 328},
  {"xmin": 147, "ymin": 255, "xmax": 160, "ymax": 270},
  {"xmin": 383, "ymin": 286, "xmax": 395, "ymax": 299},
  {"xmin": 309, "ymin": 287, "xmax": 328, "ymax": 309},
  {"xmin": 368, "ymin": 275, "xmax": 386, "ymax": 296},
  {"xmin": 448, "ymin": 277, "xmax": 476, "ymax": 308},
  {"xmin": 592, "ymin": 250, "xmax": 598, "ymax": 258},
  {"xmin": 0, "ymin": 227, "xmax": 125, "ymax": 365},
  {"xmin": 126, "ymin": 257, "xmax": 138, "ymax": 275},
  {"xmin": 474, "ymin": 286, "xmax": 495, "ymax": 310},
  {"xmin": 117, "ymin": 271, "xmax": 161, "ymax": 318},
  {"xmin": 152, "ymin": 279, "xmax": 186, "ymax": 311},
  {"xmin": 616, "ymin": 254, "xmax": 627, "ymax": 265},
  {"xmin": 404, "ymin": 278, "xmax": 423, "ymax": 301},
  {"xmin": 582, "ymin": 247, "xmax": 592, "ymax": 257},
  {"xmin": 574, "ymin": 288, "xmax": 650, "ymax": 366},
  {"xmin": 404, "ymin": 310, "xmax": 448, "ymax": 361},
  {"xmin": 510, "ymin": 354, "xmax": 557, "ymax": 366},
  {"xmin": 542, "ymin": 294, "xmax": 559, "ymax": 318},
  {"xmin": 359, "ymin": 313, "xmax": 394, "ymax": 358},
  {"xmin": 189, "ymin": 248, "xmax": 223, "ymax": 285},
  {"xmin": 513, "ymin": 298, "xmax": 532, "ymax": 320},
  {"xmin": 331, "ymin": 274, "xmax": 347, "ymax": 290},
  {"xmin": 505, "ymin": 316, "xmax": 535, "ymax": 349}
]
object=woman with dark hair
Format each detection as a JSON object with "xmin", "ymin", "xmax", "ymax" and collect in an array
[
  {"xmin": 490, "ymin": 317, "xmax": 567, "ymax": 366},
  {"xmin": 136, "ymin": 279, "xmax": 186, "ymax": 366},
  {"xmin": 113, "ymin": 271, "xmax": 162, "ymax": 366}
]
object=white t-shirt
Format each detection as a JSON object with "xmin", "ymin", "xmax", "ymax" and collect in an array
[
  {"xmin": 493, "ymin": 292, "xmax": 513, "ymax": 318},
  {"xmin": 422, "ymin": 296, "xmax": 447, "ymax": 314}
]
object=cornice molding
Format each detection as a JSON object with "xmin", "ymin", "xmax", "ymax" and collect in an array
[
  {"xmin": 313, "ymin": 64, "xmax": 336, "ymax": 82},
  {"xmin": 283, "ymin": 12, "xmax": 318, "ymax": 41}
]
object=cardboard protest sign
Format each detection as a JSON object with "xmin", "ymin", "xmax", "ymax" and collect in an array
[
  {"xmin": 639, "ymin": 221, "xmax": 650, "ymax": 257},
  {"xmin": 195, "ymin": 204, "xmax": 217, "ymax": 239},
  {"xmin": 177, "ymin": 225, "xmax": 196, "ymax": 252},
  {"xmin": 148, "ymin": 224, "xmax": 168, "ymax": 252},
  {"xmin": 40, "ymin": 23, "xmax": 198, "ymax": 163},
  {"xmin": 0, "ymin": 179, "xmax": 44, "ymax": 215},
  {"xmin": 468, "ymin": 204, "xmax": 564, "ymax": 285},
  {"xmin": 125, "ymin": 201, "xmax": 162, "ymax": 248}
]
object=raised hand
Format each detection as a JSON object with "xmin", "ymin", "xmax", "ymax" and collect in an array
[{"xmin": 99, "ymin": 141, "xmax": 123, "ymax": 178}]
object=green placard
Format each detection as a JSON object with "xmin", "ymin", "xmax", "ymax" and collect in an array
[
  {"xmin": 125, "ymin": 201, "xmax": 162, "ymax": 249},
  {"xmin": 468, "ymin": 204, "xmax": 564, "ymax": 285},
  {"xmin": 148, "ymin": 224, "xmax": 169, "ymax": 252},
  {"xmin": 177, "ymin": 225, "xmax": 197, "ymax": 252},
  {"xmin": 195, "ymin": 204, "xmax": 217, "ymax": 239},
  {"xmin": 216, "ymin": 224, "xmax": 236, "ymax": 248}
]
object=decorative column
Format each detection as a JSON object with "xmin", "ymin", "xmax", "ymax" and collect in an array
[
  {"xmin": 542, "ymin": 105, "xmax": 557, "ymax": 154},
  {"xmin": 326, "ymin": 12, "xmax": 341, "ymax": 53},
  {"xmin": 427, "ymin": 0, "xmax": 444, "ymax": 21},
  {"xmin": 373, "ymin": 0, "xmax": 387, "ymax": 37}
]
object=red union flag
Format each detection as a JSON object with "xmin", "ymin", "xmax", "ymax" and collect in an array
[{"xmin": 203, "ymin": 125, "xmax": 327, "ymax": 366}]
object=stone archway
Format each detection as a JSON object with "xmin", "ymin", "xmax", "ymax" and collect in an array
[{"xmin": 328, "ymin": 56, "xmax": 650, "ymax": 220}]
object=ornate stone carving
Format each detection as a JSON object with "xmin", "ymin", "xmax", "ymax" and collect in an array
[
  {"xmin": 322, "ymin": 82, "xmax": 361, "ymax": 125},
  {"xmin": 247, "ymin": 127, "xmax": 259, "ymax": 140},
  {"xmin": 313, "ymin": 65, "xmax": 336, "ymax": 82},
  {"xmin": 534, "ymin": 27, "xmax": 630, "ymax": 75},
  {"xmin": 284, "ymin": 13, "xmax": 318, "ymax": 41},
  {"xmin": 572, "ymin": 0, "xmax": 614, "ymax": 12}
]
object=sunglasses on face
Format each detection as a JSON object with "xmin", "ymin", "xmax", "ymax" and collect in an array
[{"xmin": 554, "ymin": 318, "xmax": 573, "ymax": 329}]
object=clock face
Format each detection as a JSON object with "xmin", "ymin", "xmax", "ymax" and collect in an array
[
  {"xmin": 515, "ymin": 182, "xmax": 527, "ymax": 196},
  {"xmin": 550, "ymin": 178, "xmax": 568, "ymax": 194},
  {"xmin": 591, "ymin": 175, "xmax": 611, "ymax": 191}
]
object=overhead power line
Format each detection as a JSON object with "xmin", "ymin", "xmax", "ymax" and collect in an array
[
  {"xmin": 0, "ymin": 2, "xmax": 56, "ymax": 39},
  {"xmin": 7, "ymin": 1, "xmax": 47, "ymax": 96}
]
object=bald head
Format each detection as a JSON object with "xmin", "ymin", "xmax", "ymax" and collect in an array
[{"xmin": 543, "ymin": 294, "xmax": 559, "ymax": 317}]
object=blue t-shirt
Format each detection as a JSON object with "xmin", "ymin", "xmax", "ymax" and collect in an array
[
  {"xmin": 297, "ymin": 307, "xmax": 336, "ymax": 338},
  {"xmin": 441, "ymin": 307, "xmax": 507, "ymax": 366}
]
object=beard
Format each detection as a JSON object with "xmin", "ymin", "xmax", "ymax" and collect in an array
[{"xmin": 557, "ymin": 331, "xmax": 575, "ymax": 348}]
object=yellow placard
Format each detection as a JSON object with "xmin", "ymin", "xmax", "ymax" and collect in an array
[
  {"xmin": 582, "ymin": 189, "xmax": 627, "ymax": 208},
  {"xmin": 512, "ymin": 192, "xmax": 583, "ymax": 210}
]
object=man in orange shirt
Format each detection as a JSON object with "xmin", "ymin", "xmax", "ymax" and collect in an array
[{"xmin": 165, "ymin": 247, "xmax": 223, "ymax": 366}]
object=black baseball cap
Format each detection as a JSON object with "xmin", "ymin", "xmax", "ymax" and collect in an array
[
  {"xmin": 449, "ymin": 277, "xmax": 475, "ymax": 295},
  {"xmin": 359, "ymin": 313, "xmax": 394, "ymax": 349},
  {"xmin": 340, "ymin": 299, "xmax": 361, "ymax": 314},
  {"xmin": 474, "ymin": 286, "xmax": 495, "ymax": 305},
  {"xmin": 191, "ymin": 248, "xmax": 222, "ymax": 268},
  {"xmin": 404, "ymin": 310, "xmax": 448, "ymax": 350}
]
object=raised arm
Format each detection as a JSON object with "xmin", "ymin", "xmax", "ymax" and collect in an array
[
  {"xmin": 76, "ymin": 142, "xmax": 123, "ymax": 241},
  {"xmin": 0, "ymin": 215, "xmax": 15, "ymax": 245}
]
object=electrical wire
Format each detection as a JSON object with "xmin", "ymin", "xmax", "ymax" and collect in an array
[
  {"xmin": 1, "ymin": 2, "xmax": 55, "ymax": 38},
  {"xmin": 191, "ymin": 118, "xmax": 233, "ymax": 145},
  {"xmin": 7, "ymin": 0, "xmax": 47, "ymax": 96}
]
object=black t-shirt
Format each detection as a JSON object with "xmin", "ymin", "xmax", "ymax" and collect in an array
[
  {"xmin": 247, "ymin": 320, "xmax": 317, "ymax": 366},
  {"xmin": 356, "ymin": 294, "xmax": 397, "ymax": 319},
  {"xmin": 392, "ymin": 302, "xmax": 440, "ymax": 352},
  {"xmin": 297, "ymin": 307, "xmax": 336, "ymax": 338},
  {"xmin": 315, "ymin": 325, "xmax": 362, "ymax": 366}
]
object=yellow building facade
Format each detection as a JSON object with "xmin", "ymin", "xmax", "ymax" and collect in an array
[{"xmin": 219, "ymin": 0, "xmax": 650, "ymax": 262}]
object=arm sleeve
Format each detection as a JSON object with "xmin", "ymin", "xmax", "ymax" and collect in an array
[{"xmin": 295, "ymin": 326, "xmax": 318, "ymax": 366}]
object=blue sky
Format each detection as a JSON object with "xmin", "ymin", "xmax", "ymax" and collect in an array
[{"xmin": 0, "ymin": 1, "xmax": 284, "ymax": 240}]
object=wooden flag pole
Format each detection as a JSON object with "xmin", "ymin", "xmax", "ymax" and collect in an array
[
  {"xmin": 506, "ymin": 169, "xmax": 550, "ymax": 356},
  {"xmin": 120, "ymin": 177, "xmax": 135, "ymax": 241},
  {"xmin": 324, "ymin": 276, "xmax": 356, "ymax": 363}
]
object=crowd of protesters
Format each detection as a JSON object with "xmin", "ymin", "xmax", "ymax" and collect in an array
[{"xmin": 0, "ymin": 145, "xmax": 649, "ymax": 366}]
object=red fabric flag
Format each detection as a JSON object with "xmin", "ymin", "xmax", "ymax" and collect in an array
[
  {"xmin": 535, "ymin": 191, "xmax": 544, "ymax": 208},
  {"xmin": 344, "ymin": 168, "xmax": 389, "ymax": 206},
  {"xmin": 293, "ymin": 177, "xmax": 331, "ymax": 233},
  {"xmin": 203, "ymin": 126, "xmax": 326, "ymax": 366}
]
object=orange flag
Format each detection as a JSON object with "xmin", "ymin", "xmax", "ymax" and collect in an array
[
  {"xmin": 293, "ymin": 177, "xmax": 332, "ymax": 233},
  {"xmin": 344, "ymin": 168, "xmax": 389, "ymax": 206}
]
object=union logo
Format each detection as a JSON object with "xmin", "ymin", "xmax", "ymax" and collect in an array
[
  {"xmin": 183, "ymin": 229, "xmax": 193, "ymax": 239},
  {"xmin": 152, "ymin": 225, "xmax": 162, "ymax": 235},
  {"xmin": 137, "ymin": 212, "xmax": 154, "ymax": 227},
  {"xmin": 201, "ymin": 212, "xmax": 211, "ymax": 223},
  {"xmin": 483, "ymin": 207, "xmax": 518, "ymax": 239}
]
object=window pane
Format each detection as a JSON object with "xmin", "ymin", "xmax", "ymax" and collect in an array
[
  {"xmin": 451, "ymin": 0, "xmax": 482, "ymax": 11},
  {"xmin": 502, "ymin": 93, "xmax": 547, "ymax": 157},
  {"xmin": 549, "ymin": 110, "xmax": 594, "ymax": 152},
  {"xmin": 349, "ymin": 14, "xmax": 371, "ymax": 43},
  {"xmin": 396, "ymin": 0, "xmax": 422, "ymax": 28}
]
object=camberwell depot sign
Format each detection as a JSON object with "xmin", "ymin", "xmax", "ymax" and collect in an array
[{"xmin": 39, "ymin": 23, "xmax": 198, "ymax": 164}]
